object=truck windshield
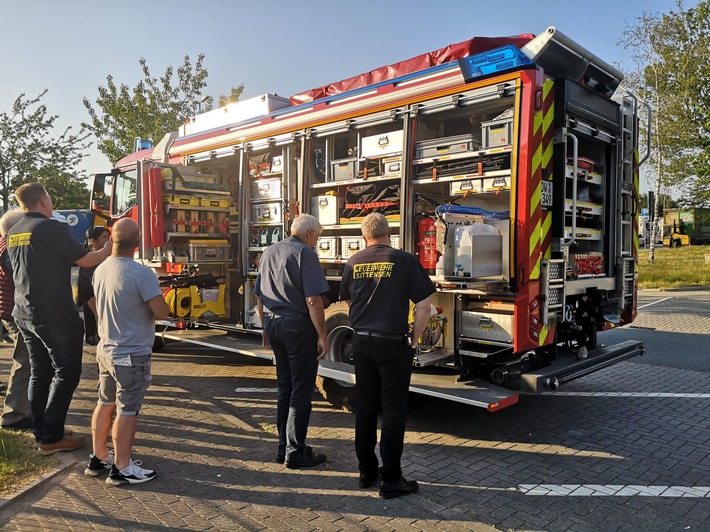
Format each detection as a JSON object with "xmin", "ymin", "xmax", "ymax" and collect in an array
[{"xmin": 113, "ymin": 170, "xmax": 137, "ymax": 216}]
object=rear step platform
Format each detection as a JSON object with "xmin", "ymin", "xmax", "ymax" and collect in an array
[
  {"xmin": 521, "ymin": 340, "xmax": 645, "ymax": 393},
  {"xmin": 160, "ymin": 328, "xmax": 274, "ymax": 361},
  {"xmin": 319, "ymin": 360, "xmax": 519, "ymax": 412}
]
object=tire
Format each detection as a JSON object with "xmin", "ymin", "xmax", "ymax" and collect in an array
[
  {"xmin": 315, "ymin": 301, "xmax": 357, "ymax": 412},
  {"xmin": 672, "ymin": 239, "xmax": 681, "ymax": 248}
]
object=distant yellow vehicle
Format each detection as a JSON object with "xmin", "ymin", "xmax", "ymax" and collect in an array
[{"xmin": 663, "ymin": 221, "xmax": 691, "ymax": 247}]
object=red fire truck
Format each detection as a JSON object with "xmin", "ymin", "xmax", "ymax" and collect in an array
[{"xmin": 91, "ymin": 26, "xmax": 649, "ymax": 411}]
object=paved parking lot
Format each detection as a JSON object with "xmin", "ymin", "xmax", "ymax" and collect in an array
[{"xmin": 0, "ymin": 289, "xmax": 709, "ymax": 531}]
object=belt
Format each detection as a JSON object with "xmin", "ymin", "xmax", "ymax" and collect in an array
[{"xmin": 354, "ymin": 330, "xmax": 407, "ymax": 341}]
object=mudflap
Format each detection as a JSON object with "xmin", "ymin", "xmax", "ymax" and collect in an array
[{"xmin": 520, "ymin": 340, "xmax": 645, "ymax": 394}]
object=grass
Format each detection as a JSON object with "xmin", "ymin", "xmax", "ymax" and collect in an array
[
  {"xmin": 0, "ymin": 428, "xmax": 57, "ymax": 496},
  {"xmin": 638, "ymin": 245, "xmax": 710, "ymax": 289}
]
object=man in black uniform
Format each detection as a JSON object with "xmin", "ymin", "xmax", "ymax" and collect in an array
[
  {"xmin": 7, "ymin": 183, "xmax": 111, "ymax": 454},
  {"xmin": 340, "ymin": 212, "xmax": 436, "ymax": 499}
]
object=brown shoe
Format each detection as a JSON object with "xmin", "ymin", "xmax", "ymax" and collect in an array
[{"xmin": 38, "ymin": 435, "xmax": 85, "ymax": 455}]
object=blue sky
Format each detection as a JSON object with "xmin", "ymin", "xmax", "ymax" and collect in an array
[{"xmin": 0, "ymin": 0, "xmax": 694, "ymax": 191}]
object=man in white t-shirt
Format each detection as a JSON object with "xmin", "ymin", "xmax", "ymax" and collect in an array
[{"xmin": 84, "ymin": 218, "xmax": 170, "ymax": 486}]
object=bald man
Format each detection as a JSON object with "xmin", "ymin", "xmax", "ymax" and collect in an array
[{"xmin": 87, "ymin": 218, "xmax": 170, "ymax": 486}]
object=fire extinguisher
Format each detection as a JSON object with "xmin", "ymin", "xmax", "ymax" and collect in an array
[{"xmin": 416, "ymin": 216, "xmax": 438, "ymax": 275}]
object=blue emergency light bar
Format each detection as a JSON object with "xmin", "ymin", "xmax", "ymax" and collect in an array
[{"xmin": 458, "ymin": 45, "xmax": 534, "ymax": 82}]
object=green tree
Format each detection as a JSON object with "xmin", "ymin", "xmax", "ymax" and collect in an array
[
  {"xmin": 218, "ymin": 84, "xmax": 245, "ymax": 107},
  {"xmin": 41, "ymin": 167, "xmax": 90, "ymax": 210},
  {"xmin": 0, "ymin": 91, "xmax": 90, "ymax": 212},
  {"xmin": 622, "ymin": 1, "xmax": 710, "ymax": 202},
  {"xmin": 83, "ymin": 54, "xmax": 214, "ymax": 165}
]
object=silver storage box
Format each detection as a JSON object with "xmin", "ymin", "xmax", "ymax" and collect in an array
[
  {"xmin": 383, "ymin": 156, "xmax": 402, "ymax": 177},
  {"xmin": 340, "ymin": 236, "xmax": 366, "ymax": 259},
  {"xmin": 189, "ymin": 243, "xmax": 230, "ymax": 262},
  {"xmin": 251, "ymin": 203, "xmax": 282, "ymax": 224},
  {"xmin": 481, "ymin": 117, "xmax": 513, "ymax": 148},
  {"xmin": 450, "ymin": 178, "xmax": 482, "ymax": 195},
  {"xmin": 311, "ymin": 195, "xmax": 342, "ymax": 226},
  {"xmin": 251, "ymin": 178, "xmax": 282, "ymax": 200},
  {"xmin": 330, "ymin": 158, "xmax": 358, "ymax": 181},
  {"xmin": 361, "ymin": 130, "xmax": 404, "ymax": 158},
  {"xmin": 414, "ymin": 134, "xmax": 475, "ymax": 161},
  {"xmin": 270, "ymin": 155, "xmax": 283, "ymax": 174},
  {"xmin": 460, "ymin": 310, "xmax": 513, "ymax": 343},
  {"xmin": 315, "ymin": 237, "xmax": 338, "ymax": 259},
  {"xmin": 482, "ymin": 175, "xmax": 511, "ymax": 192}
]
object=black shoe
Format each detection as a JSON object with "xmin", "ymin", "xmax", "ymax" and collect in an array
[
  {"xmin": 359, "ymin": 466, "xmax": 384, "ymax": 489},
  {"xmin": 379, "ymin": 477, "xmax": 419, "ymax": 499},
  {"xmin": 284, "ymin": 447, "xmax": 326, "ymax": 469},
  {"xmin": 1, "ymin": 417, "xmax": 35, "ymax": 431},
  {"xmin": 276, "ymin": 445, "xmax": 312, "ymax": 464}
]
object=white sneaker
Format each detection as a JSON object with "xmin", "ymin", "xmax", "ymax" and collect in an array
[{"xmin": 106, "ymin": 459, "xmax": 156, "ymax": 486}]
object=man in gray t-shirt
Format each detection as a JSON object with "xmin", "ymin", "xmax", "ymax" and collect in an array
[{"xmin": 86, "ymin": 218, "xmax": 170, "ymax": 486}]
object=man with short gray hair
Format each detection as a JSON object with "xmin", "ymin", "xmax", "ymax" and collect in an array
[{"xmin": 255, "ymin": 213, "xmax": 330, "ymax": 469}]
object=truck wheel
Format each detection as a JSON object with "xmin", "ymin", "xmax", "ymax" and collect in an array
[
  {"xmin": 316, "ymin": 301, "xmax": 357, "ymax": 412},
  {"xmin": 672, "ymin": 239, "xmax": 681, "ymax": 248}
]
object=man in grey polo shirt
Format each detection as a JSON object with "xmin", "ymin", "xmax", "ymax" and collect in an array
[
  {"xmin": 85, "ymin": 218, "xmax": 170, "ymax": 485},
  {"xmin": 255, "ymin": 214, "xmax": 330, "ymax": 469}
]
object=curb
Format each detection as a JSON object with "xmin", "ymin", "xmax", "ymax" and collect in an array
[
  {"xmin": 661, "ymin": 285, "xmax": 710, "ymax": 292},
  {"xmin": 0, "ymin": 452, "xmax": 78, "ymax": 511},
  {"xmin": 640, "ymin": 286, "xmax": 710, "ymax": 293}
]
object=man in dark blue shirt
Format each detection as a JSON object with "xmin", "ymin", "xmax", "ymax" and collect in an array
[
  {"xmin": 340, "ymin": 212, "xmax": 436, "ymax": 499},
  {"xmin": 255, "ymin": 214, "xmax": 329, "ymax": 469},
  {"xmin": 7, "ymin": 183, "xmax": 111, "ymax": 454}
]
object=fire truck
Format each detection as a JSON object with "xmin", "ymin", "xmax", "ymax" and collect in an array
[{"xmin": 91, "ymin": 26, "xmax": 649, "ymax": 412}]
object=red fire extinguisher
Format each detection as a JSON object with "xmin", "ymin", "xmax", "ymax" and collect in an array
[{"xmin": 416, "ymin": 216, "xmax": 438, "ymax": 275}]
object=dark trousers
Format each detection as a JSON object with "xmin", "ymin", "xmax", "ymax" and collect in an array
[
  {"xmin": 82, "ymin": 304, "xmax": 98, "ymax": 345},
  {"xmin": 265, "ymin": 314, "xmax": 319, "ymax": 459},
  {"xmin": 353, "ymin": 334, "xmax": 413, "ymax": 483},
  {"xmin": 1, "ymin": 319, "xmax": 31, "ymax": 425},
  {"xmin": 15, "ymin": 316, "xmax": 84, "ymax": 444}
]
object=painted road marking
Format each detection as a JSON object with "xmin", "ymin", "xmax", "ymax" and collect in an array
[
  {"xmin": 543, "ymin": 392, "xmax": 710, "ymax": 398},
  {"xmin": 637, "ymin": 296, "xmax": 673, "ymax": 310},
  {"xmin": 234, "ymin": 388, "xmax": 279, "ymax": 393},
  {"xmin": 519, "ymin": 484, "xmax": 710, "ymax": 497}
]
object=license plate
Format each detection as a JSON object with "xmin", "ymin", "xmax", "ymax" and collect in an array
[{"xmin": 541, "ymin": 181, "xmax": 553, "ymax": 207}]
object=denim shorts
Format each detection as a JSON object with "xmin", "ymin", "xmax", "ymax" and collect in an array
[{"xmin": 97, "ymin": 354, "xmax": 151, "ymax": 416}]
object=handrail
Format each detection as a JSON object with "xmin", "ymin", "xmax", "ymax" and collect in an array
[{"xmin": 562, "ymin": 131, "xmax": 579, "ymax": 248}]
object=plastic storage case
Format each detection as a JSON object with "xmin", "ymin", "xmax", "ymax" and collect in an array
[
  {"xmin": 481, "ymin": 115, "xmax": 513, "ymax": 148},
  {"xmin": 414, "ymin": 134, "xmax": 475, "ymax": 161}
]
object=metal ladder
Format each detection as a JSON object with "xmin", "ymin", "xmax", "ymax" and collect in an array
[{"xmin": 615, "ymin": 91, "xmax": 638, "ymax": 257}]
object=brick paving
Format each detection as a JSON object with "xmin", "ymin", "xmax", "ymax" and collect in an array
[{"xmin": 0, "ymin": 288, "xmax": 708, "ymax": 531}]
